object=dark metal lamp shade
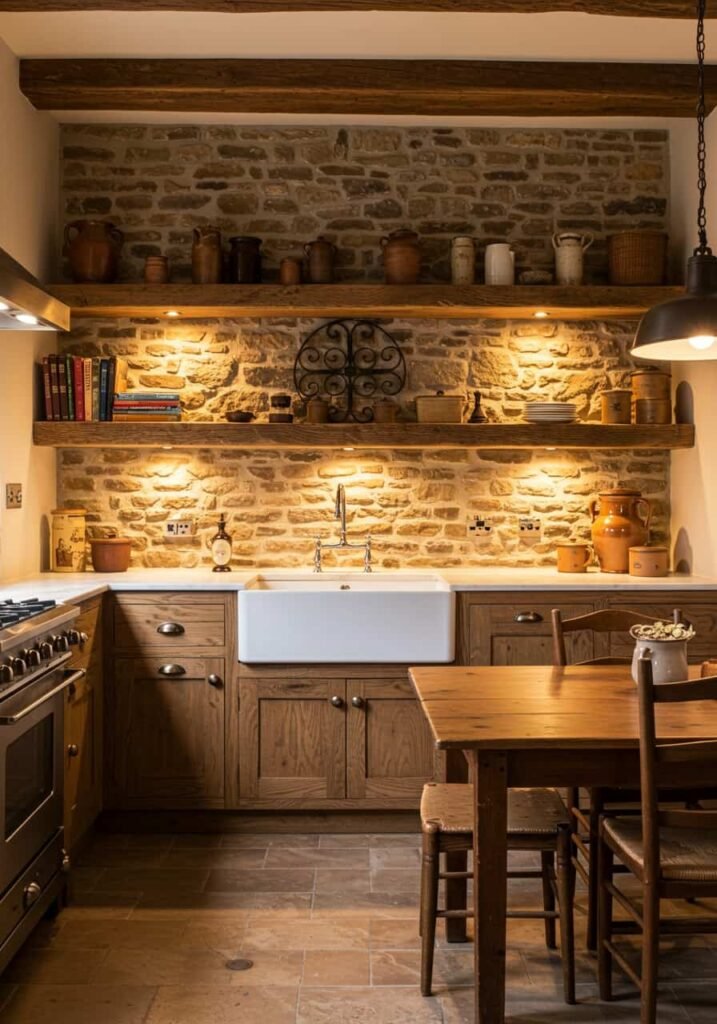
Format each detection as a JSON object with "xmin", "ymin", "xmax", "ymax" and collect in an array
[{"xmin": 632, "ymin": 253, "xmax": 717, "ymax": 361}]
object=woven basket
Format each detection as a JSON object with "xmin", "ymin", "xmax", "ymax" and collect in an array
[{"xmin": 608, "ymin": 230, "xmax": 667, "ymax": 286}]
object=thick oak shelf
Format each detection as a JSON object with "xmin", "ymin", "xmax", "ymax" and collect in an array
[
  {"xmin": 32, "ymin": 421, "xmax": 695, "ymax": 451},
  {"xmin": 47, "ymin": 283, "xmax": 684, "ymax": 322}
]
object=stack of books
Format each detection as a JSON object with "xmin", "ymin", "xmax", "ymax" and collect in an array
[
  {"xmin": 41, "ymin": 355, "xmax": 128, "ymax": 421},
  {"xmin": 112, "ymin": 393, "xmax": 181, "ymax": 422}
]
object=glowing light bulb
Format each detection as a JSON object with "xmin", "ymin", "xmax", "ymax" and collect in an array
[
  {"xmin": 688, "ymin": 334, "xmax": 717, "ymax": 350},
  {"xmin": 165, "ymin": 310, "xmax": 180, "ymax": 318},
  {"xmin": 15, "ymin": 313, "xmax": 38, "ymax": 325},
  {"xmin": 533, "ymin": 310, "xmax": 549, "ymax": 319}
]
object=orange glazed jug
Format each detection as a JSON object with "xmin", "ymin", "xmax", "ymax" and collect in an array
[{"xmin": 590, "ymin": 489, "xmax": 651, "ymax": 574}]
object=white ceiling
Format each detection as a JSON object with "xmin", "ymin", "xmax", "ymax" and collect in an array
[{"xmin": 0, "ymin": 10, "xmax": 707, "ymax": 61}]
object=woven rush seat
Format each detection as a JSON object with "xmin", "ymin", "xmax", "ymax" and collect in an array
[
  {"xmin": 603, "ymin": 816, "xmax": 717, "ymax": 882},
  {"xmin": 421, "ymin": 782, "xmax": 568, "ymax": 836}
]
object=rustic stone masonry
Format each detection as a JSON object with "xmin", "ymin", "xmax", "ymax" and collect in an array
[{"xmin": 57, "ymin": 124, "xmax": 671, "ymax": 569}]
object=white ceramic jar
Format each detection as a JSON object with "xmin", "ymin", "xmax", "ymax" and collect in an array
[
  {"xmin": 631, "ymin": 640, "xmax": 689, "ymax": 685},
  {"xmin": 451, "ymin": 236, "xmax": 476, "ymax": 285},
  {"xmin": 484, "ymin": 243, "xmax": 515, "ymax": 285},
  {"xmin": 51, "ymin": 507, "xmax": 86, "ymax": 572}
]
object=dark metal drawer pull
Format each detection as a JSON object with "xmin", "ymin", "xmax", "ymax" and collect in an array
[
  {"xmin": 351, "ymin": 696, "xmax": 365, "ymax": 709},
  {"xmin": 514, "ymin": 611, "xmax": 543, "ymax": 624},
  {"xmin": 207, "ymin": 674, "xmax": 223, "ymax": 689},
  {"xmin": 158, "ymin": 664, "xmax": 186, "ymax": 677},
  {"xmin": 157, "ymin": 622, "xmax": 185, "ymax": 636}
]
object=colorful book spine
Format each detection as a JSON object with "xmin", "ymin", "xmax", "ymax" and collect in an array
[
  {"xmin": 65, "ymin": 355, "xmax": 75, "ymax": 421},
  {"xmin": 107, "ymin": 357, "xmax": 117, "ymax": 419},
  {"xmin": 91, "ymin": 358, "xmax": 100, "ymax": 422},
  {"xmin": 72, "ymin": 356, "xmax": 85, "ymax": 421},
  {"xmin": 42, "ymin": 357, "xmax": 53, "ymax": 420},
  {"xmin": 99, "ymin": 359, "xmax": 109, "ymax": 421},
  {"xmin": 83, "ymin": 358, "xmax": 92, "ymax": 421},
  {"xmin": 49, "ymin": 355, "xmax": 61, "ymax": 420},
  {"xmin": 58, "ymin": 357, "xmax": 69, "ymax": 420}
]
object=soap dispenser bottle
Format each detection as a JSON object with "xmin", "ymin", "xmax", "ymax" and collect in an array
[{"xmin": 211, "ymin": 514, "xmax": 232, "ymax": 573}]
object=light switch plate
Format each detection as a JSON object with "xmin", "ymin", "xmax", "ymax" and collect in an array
[{"xmin": 5, "ymin": 483, "xmax": 22, "ymax": 509}]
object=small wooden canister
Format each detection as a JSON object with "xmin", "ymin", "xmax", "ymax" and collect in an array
[
  {"xmin": 629, "ymin": 546, "xmax": 669, "ymax": 577},
  {"xmin": 143, "ymin": 255, "xmax": 169, "ymax": 284},
  {"xmin": 279, "ymin": 258, "xmax": 302, "ymax": 285},
  {"xmin": 634, "ymin": 398, "xmax": 672, "ymax": 424},
  {"xmin": 631, "ymin": 367, "xmax": 671, "ymax": 401},
  {"xmin": 556, "ymin": 543, "xmax": 592, "ymax": 573},
  {"xmin": 374, "ymin": 399, "xmax": 399, "ymax": 423},
  {"xmin": 306, "ymin": 398, "xmax": 329, "ymax": 424},
  {"xmin": 51, "ymin": 507, "xmax": 86, "ymax": 572},
  {"xmin": 601, "ymin": 389, "xmax": 631, "ymax": 424}
]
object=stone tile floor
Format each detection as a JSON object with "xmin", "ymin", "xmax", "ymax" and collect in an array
[{"xmin": 0, "ymin": 832, "xmax": 716, "ymax": 1022}]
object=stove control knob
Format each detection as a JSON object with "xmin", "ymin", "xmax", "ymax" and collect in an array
[
  {"xmin": 67, "ymin": 629, "xmax": 87, "ymax": 646},
  {"xmin": 38, "ymin": 641, "xmax": 53, "ymax": 661},
  {"xmin": 23, "ymin": 882, "xmax": 42, "ymax": 908},
  {"xmin": 25, "ymin": 649, "xmax": 41, "ymax": 668},
  {"xmin": 52, "ymin": 635, "xmax": 69, "ymax": 654},
  {"xmin": 10, "ymin": 657, "xmax": 26, "ymax": 676},
  {"xmin": 0, "ymin": 664, "xmax": 14, "ymax": 684}
]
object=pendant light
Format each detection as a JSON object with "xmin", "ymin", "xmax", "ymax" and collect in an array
[{"xmin": 631, "ymin": 0, "xmax": 717, "ymax": 362}]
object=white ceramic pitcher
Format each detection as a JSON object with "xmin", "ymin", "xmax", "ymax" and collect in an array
[
  {"xmin": 552, "ymin": 232, "xmax": 593, "ymax": 286},
  {"xmin": 484, "ymin": 243, "xmax": 515, "ymax": 285}
]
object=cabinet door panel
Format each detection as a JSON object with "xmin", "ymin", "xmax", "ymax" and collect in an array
[
  {"xmin": 467, "ymin": 602, "xmax": 596, "ymax": 665},
  {"xmin": 106, "ymin": 657, "xmax": 225, "ymax": 809},
  {"xmin": 65, "ymin": 597, "xmax": 103, "ymax": 850},
  {"xmin": 239, "ymin": 678, "xmax": 346, "ymax": 802},
  {"xmin": 347, "ymin": 678, "xmax": 436, "ymax": 803}
]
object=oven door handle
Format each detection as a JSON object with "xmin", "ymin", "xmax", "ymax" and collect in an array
[{"xmin": 0, "ymin": 668, "xmax": 86, "ymax": 725}]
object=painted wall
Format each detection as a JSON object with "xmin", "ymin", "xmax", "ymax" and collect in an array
[
  {"xmin": 0, "ymin": 35, "xmax": 59, "ymax": 582},
  {"xmin": 669, "ymin": 115, "xmax": 717, "ymax": 576}
]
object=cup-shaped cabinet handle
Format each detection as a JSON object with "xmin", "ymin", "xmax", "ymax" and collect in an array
[
  {"xmin": 514, "ymin": 611, "xmax": 543, "ymax": 624},
  {"xmin": 207, "ymin": 674, "xmax": 223, "ymax": 689},
  {"xmin": 330, "ymin": 695, "xmax": 344, "ymax": 708},
  {"xmin": 157, "ymin": 622, "xmax": 185, "ymax": 636},
  {"xmin": 351, "ymin": 696, "xmax": 365, "ymax": 709},
  {"xmin": 158, "ymin": 664, "xmax": 186, "ymax": 677},
  {"xmin": 67, "ymin": 743, "xmax": 79, "ymax": 757}
]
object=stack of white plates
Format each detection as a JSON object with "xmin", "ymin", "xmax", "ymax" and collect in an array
[{"xmin": 523, "ymin": 402, "xmax": 577, "ymax": 424}]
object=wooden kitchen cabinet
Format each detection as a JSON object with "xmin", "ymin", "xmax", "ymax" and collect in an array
[
  {"xmin": 605, "ymin": 595, "xmax": 717, "ymax": 662},
  {"xmin": 64, "ymin": 596, "xmax": 103, "ymax": 852},
  {"xmin": 105, "ymin": 655, "xmax": 225, "ymax": 809},
  {"xmin": 458, "ymin": 595, "xmax": 598, "ymax": 665},
  {"xmin": 238, "ymin": 677, "xmax": 347, "ymax": 803},
  {"xmin": 346, "ymin": 678, "xmax": 437, "ymax": 802}
]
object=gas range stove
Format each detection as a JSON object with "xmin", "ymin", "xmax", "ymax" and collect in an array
[
  {"xmin": 0, "ymin": 598, "xmax": 58, "ymax": 629},
  {"xmin": 0, "ymin": 598, "xmax": 81, "ymax": 656}
]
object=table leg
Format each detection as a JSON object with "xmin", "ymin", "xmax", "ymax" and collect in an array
[
  {"xmin": 446, "ymin": 748, "xmax": 469, "ymax": 943},
  {"xmin": 471, "ymin": 749, "xmax": 508, "ymax": 1024}
]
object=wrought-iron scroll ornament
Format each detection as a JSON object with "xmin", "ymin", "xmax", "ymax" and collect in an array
[{"xmin": 294, "ymin": 318, "xmax": 406, "ymax": 422}]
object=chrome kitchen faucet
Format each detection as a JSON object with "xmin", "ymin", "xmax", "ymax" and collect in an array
[{"xmin": 313, "ymin": 484, "xmax": 372, "ymax": 573}]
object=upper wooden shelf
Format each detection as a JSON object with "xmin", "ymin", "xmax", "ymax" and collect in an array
[
  {"xmin": 32, "ymin": 421, "xmax": 695, "ymax": 451},
  {"xmin": 47, "ymin": 283, "xmax": 685, "ymax": 322}
]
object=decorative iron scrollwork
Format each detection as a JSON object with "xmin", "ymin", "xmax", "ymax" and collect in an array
[{"xmin": 294, "ymin": 318, "xmax": 406, "ymax": 422}]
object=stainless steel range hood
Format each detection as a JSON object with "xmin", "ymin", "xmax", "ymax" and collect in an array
[{"xmin": 0, "ymin": 248, "xmax": 69, "ymax": 332}]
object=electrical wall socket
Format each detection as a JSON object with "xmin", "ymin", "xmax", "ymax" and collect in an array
[
  {"xmin": 5, "ymin": 484, "xmax": 22, "ymax": 510},
  {"xmin": 518, "ymin": 516, "xmax": 541, "ymax": 537},
  {"xmin": 467, "ymin": 515, "xmax": 494, "ymax": 537},
  {"xmin": 164, "ymin": 518, "xmax": 196, "ymax": 539}
]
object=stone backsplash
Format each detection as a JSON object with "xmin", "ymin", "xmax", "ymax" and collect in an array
[{"xmin": 57, "ymin": 123, "xmax": 671, "ymax": 569}]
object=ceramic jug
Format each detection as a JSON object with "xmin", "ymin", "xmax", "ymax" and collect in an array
[
  {"xmin": 381, "ymin": 229, "xmax": 421, "ymax": 285},
  {"xmin": 590, "ymin": 488, "xmax": 651, "ymax": 574},
  {"xmin": 305, "ymin": 236, "xmax": 337, "ymax": 284},
  {"xmin": 64, "ymin": 220, "xmax": 124, "ymax": 283},
  {"xmin": 553, "ymin": 232, "xmax": 593, "ymax": 286},
  {"xmin": 191, "ymin": 227, "xmax": 222, "ymax": 284},
  {"xmin": 484, "ymin": 243, "xmax": 515, "ymax": 285}
]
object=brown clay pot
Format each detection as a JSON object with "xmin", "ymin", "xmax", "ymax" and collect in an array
[
  {"xmin": 279, "ymin": 257, "xmax": 302, "ymax": 285},
  {"xmin": 381, "ymin": 229, "xmax": 421, "ymax": 285},
  {"xmin": 590, "ymin": 489, "xmax": 651, "ymax": 574},
  {"xmin": 304, "ymin": 237, "xmax": 336, "ymax": 284},
  {"xmin": 229, "ymin": 236, "xmax": 262, "ymax": 283},
  {"xmin": 191, "ymin": 227, "xmax": 222, "ymax": 284},
  {"xmin": 143, "ymin": 255, "xmax": 169, "ymax": 284},
  {"xmin": 64, "ymin": 220, "xmax": 124, "ymax": 283},
  {"xmin": 90, "ymin": 537, "xmax": 132, "ymax": 573}
]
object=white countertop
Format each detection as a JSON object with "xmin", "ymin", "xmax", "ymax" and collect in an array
[{"xmin": 1, "ymin": 566, "xmax": 717, "ymax": 606}]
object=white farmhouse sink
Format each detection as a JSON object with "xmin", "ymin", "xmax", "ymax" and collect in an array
[{"xmin": 238, "ymin": 573, "xmax": 455, "ymax": 663}]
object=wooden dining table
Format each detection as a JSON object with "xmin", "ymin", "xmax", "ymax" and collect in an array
[{"xmin": 409, "ymin": 663, "xmax": 717, "ymax": 1024}]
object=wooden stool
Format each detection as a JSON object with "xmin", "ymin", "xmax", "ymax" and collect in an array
[{"xmin": 420, "ymin": 782, "xmax": 575, "ymax": 1004}]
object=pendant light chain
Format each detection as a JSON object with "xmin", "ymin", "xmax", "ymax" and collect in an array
[{"xmin": 696, "ymin": 0, "xmax": 712, "ymax": 255}]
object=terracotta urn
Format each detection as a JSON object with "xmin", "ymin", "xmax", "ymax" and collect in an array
[
  {"xmin": 381, "ymin": 229, "xmax": 421, "ymax": 285},
  {"xmin": 590, "ymin": 488, "xmax": 651, "ymax": 574},
  {"xmin": 64, "ymin": 220, "xmax": 124, "ymax": 283},
  {"xmin": 191, "ymin": 226, "xmax": 222, "ymax": 284}
]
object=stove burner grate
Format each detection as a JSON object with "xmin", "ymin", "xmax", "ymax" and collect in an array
[{"xmin": 0, "ymin": 599, "xmax": 58, "ymax": 629}]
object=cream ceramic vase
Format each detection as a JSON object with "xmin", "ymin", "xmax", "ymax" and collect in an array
[
  {"xmin": 484, "ymin": 243, "xmax": 515, "ymax": 285},
  {"xmin": 553, "ymin": 232, "xmax": 593, "ymax": 286},
  {"xmin": 631, "ymin": 640, "xmax": 688, "ymax": 685}
]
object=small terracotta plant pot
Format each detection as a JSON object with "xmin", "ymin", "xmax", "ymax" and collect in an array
[{"xmin": 90, "ymin": 537, "xmax": 132, "ymax": 573}]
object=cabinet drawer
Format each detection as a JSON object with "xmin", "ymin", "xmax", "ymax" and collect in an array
[
  {"xmin": 113, "ymin": 595, "xmax": 226, "ymax": 649},
  {"xmin": 465, "ymin": 600, "xmax": 596, "ymax": 665},
  {"xmin": 487, "ymin": 603, "xmax": 593, "ymax": 631},
  {"xmin": 609, "ymin": 600, "xmax": 717, "ymax": 660}
]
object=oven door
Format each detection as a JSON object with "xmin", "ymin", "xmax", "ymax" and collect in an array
[{"xmin": 0, "ymin": 666, "xmax": 84, "ymax": 893}]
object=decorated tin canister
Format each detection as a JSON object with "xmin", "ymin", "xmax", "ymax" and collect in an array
[{"xmin": 51, "ymin": 507, "xmax": 86, "ymax": 572}]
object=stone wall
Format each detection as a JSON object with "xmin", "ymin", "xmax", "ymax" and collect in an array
[{"xmin": 57, "ymin": 124, "xmax": 671, "ymax": 569}]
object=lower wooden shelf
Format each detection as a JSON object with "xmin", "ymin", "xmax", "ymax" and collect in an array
[{"xmin": 33, "ymin": 421, "xmax": 695, "ymax": 451}]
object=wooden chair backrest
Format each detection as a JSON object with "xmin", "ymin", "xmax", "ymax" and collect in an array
[
  {"xmin": 636, "ymin": 656, "xmax": 717, "ymax": 882},
  {"xmin": 551, "ymin": 607, "xmax": 683, "ymax": 668}
]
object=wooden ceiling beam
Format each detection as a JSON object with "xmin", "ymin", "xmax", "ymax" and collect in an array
[
  {"xmin": 19, "ymin": 57, "xmax": 717, "ymax": 117},
  {"xmin": 3, "ymin": 1, "xmax": 717, "ymax": 16}
]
